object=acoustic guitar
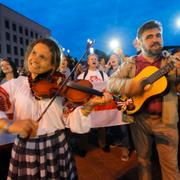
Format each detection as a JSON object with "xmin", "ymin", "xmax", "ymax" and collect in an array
[{"xmin": 123, "ymin": 61, "xmax": 175, "ymax": 115}]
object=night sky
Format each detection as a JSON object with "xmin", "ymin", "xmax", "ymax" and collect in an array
[{"xmin": 1, "ymin": 0, "xmax": 180, "ymax": 59}]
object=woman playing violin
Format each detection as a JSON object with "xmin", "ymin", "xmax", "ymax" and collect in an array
[{"xmin": 0, "ymin": 38, "xmax": 112, "ymax": 179}]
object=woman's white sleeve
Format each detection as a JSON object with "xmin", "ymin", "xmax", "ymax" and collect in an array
[{"xmin": 66, "ymin": 106, "xmax": 91, "ymax": 134}]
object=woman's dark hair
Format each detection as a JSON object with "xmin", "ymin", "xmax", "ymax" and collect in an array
[
  {"xmin": 0, "ymin": 58, "xmax": 19, "ymax": 79},
  {"xmin": 24, "ymin": 38, "xmax": 62, "ymax": 72}
]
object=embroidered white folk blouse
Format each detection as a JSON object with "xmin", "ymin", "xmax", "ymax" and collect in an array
[{"xmin": 0, "ymin": 76, "xmax": 91, "ymax": 135}]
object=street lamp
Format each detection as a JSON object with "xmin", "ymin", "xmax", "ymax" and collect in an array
[
  {"xmin": 175, "ymin": 17, "xmax": 180, "ymax": 29},
  {"xmin": 109, "ymin": 39, "xmax": 121, "ymax": 52},
  {"xmin": 67, "ymin": 49, "xmax": 70, "ymax": 54},
  {"xmin": 87, "ymin": 38, "xmax": 93, "ymax": 44}
]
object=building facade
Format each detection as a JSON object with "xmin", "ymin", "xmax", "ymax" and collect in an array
[{"xmin": 0, "ymin": 3, "xmax": 51, "ymax": 67}]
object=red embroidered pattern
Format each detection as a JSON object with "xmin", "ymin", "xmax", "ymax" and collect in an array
[{"xmin": 0, "ymin": 86, "xmax": 11, "ymax": 111}]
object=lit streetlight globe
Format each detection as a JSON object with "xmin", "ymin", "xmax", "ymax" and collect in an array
[
  {"xmin": 109, "ymin": 39, "xmax": 120, "ymax": 51},
  {"xmin": 175, "ymin": 17, "xmax": 180, "ymax": 29}
]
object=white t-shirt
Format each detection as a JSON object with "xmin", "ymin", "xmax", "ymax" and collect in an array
[{"xmin": 77, "ymin": 69, "xmax": 109, "ymax": 91}]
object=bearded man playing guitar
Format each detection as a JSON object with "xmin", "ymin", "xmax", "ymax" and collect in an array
[{"xmin": 107, "ymin": 20, "xmax": 180, "ymax": 180}]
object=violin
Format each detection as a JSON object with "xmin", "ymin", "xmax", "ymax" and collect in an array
[{"xmin": 31, "ymin": 71, "xmax": 103, "ymax": 104}]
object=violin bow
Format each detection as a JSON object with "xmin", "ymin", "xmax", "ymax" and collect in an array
[{"xmin": 36, "ymin": 40, "xmax": 95, "ymax": 122}]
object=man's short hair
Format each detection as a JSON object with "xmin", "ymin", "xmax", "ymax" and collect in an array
[{"xmin": 137, "ymin": 20, "xmax": 162, "ymax": 39}]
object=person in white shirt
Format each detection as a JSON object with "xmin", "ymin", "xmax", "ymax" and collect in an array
[{"xmin": 77, "ymin": 53, "xmax": 110, "ymax": 152}]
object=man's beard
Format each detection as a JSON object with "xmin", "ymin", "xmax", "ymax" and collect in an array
[{"xmin": 142, "ymin": 42, "xmax": 162, "ymax": 58}]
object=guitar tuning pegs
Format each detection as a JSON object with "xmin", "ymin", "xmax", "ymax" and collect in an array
[{"xmin": 162, "ymin": 50, "xmax": 171, "ymax": 58}]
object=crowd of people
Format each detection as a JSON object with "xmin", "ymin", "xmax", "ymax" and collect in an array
[{"xmin": 0, "ymin": 20, "xmax": 179, "ymax": 179}]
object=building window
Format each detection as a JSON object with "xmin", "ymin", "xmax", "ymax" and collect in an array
[
  {"xmin": 12, "ymin": 23, "xmax": 17, "ymax": 31},
  {"xmin": 30, "ymin": 31, "xmax": 34, "ymax": 37},
  {"xmin": 19, "ymin": 26, "xmax": 23, "ymax": 34},
  {"xmin": 4, "ymin": 20, "xmax": 10, "ymax": 29},
  {"xmin": 5, "ymin": 32, "xmax": 11, "ymax": 41},
  {"xmin": 6, "ymin": 44, "xmax": 11, "ymax": 54},
  {"xmin": 25, "ymin": 39, "xmax": 29, "ymax": 46},
  {"xmin": 35, "ymin": 33, "xmax": 38, "ymax": 38},
  {"xmin": 25, "ymin": 28, "xmax": 29, "ymax": 36},
  {"xmin": 14, "ymin": 46, "xmax": 18, "ymax": 55},
  {"xmin": 13, "ymin": 35, "xmax": 17, "ymax": 43},
  {"xmin": 20, "ymin": 48, "xmax": 24, "ymax": 56},
  {"xmin": 19, "ymin": 37, "xmax": 23, "ymax": 45}
]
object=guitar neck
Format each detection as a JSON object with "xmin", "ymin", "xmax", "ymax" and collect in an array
[{"xmin": 148, "ymin": 61, "xmax": 174, "ymax": 84}]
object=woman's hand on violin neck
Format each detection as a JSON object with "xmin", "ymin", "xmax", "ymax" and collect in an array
[
  {"xmin": 90, "ymin": 92, "xmax": 113, "ymax": 106},
  {"xmin": 81, "ymin": 92, "xmax": 113, "ymax": 117},
  {"xmin": 8, "ymin": 120, "xmax": 38, "ymax": 138}
]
